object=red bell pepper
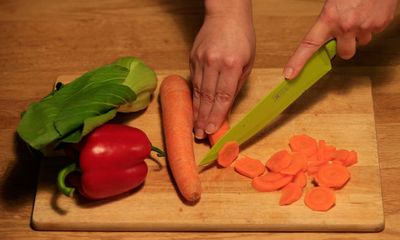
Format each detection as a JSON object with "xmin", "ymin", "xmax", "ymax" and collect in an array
[{"xmin": 57, "ymin": 124, "xmax": 164, "ymax": 200}]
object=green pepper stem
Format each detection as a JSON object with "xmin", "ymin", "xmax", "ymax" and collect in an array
[
  {"xmin": 57, "ymin": 162, "xmax": 80, "ymax": 197},
  {"xmin": 151, "ymin": 145, "xmax": 166, "ymax": 157}
]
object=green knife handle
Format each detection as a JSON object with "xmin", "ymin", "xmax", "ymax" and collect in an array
[{"xmin": 324, "ymin": 40, "xmax": 337, "ymax": 60}]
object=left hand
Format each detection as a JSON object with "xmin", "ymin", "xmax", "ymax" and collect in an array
[
  {"xmin": 190, "ymin": 0, "xmax": 256, "ymax": 139},
  {"xmin": 283, "ymin": 0, "xmax": 398, "ymax": 80}
]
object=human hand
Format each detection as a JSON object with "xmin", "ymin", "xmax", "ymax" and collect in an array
[
  {"xmin": 190, "ymin": 0, "xmax": 255, "ymax": 139},
  {"xmin": 283, "ymin": 0, "xmax": 398, "ymax": 80}
]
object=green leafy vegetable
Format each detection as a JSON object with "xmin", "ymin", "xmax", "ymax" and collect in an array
[
  {"xmin": 114, "ymin": 57, "xmax": 157, "ymax": 112},
  {"xmin": 17, "ymin": 57, "xmax": 157, "ymax": 154}
]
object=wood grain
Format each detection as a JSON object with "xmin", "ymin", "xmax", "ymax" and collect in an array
[
  {"xmin": 0, "ymin": 0, "xmax": 399, "ymax": 239},
  {"xmin": 31, "ymin": 69, "xmax": 383, "ymax": 232}
]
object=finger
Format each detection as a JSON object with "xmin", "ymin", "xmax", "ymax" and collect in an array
[
  {"xmin": 190, "ymin": 61, "xmax": 202, "ymax": 123},
  {"xmin": 337, "ymin": 33, "xmax": 357, "ymax": 59},
  {"xmin": 194, "ymin": 66, "xmax": 219, "ymax": 139},
  {"xmin": 236, "ymin": 63, "xmax": 253, "ymax": 94},
  {"xmin": 205, "ymin": 67, "xmax": 242, "ymax": 134},
  {"xmin": 283, "ymin": 20, "xmax": 332, "ymax": 80},
  {"xmin": 356, "ymin": 31, "xmax": 372, "ymax": 46}
]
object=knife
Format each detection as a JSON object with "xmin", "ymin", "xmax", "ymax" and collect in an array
[{"xmin": 199, "ymin": 40, "xmax": 337, "ymax": 166}]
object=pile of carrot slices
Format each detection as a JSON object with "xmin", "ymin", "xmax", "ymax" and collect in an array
[{"xmin": 215, "ymin": 133, "xmax": 358, "ymax": 212}]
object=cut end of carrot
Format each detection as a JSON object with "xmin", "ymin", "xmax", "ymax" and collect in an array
[
  {"xmin": 304, "ymin": 187, "xmax": 336, "ymax": 212},
  {"xmin": 208, "ymin": 121, "xmax": 230, "ymax": 146},
  {"xmin": 217, "ymin": 141, "xmax": 240, "ymax": 168},
  {"xmin": 234, "ymin": 156, "xmax": 265, "ymax": 179}
]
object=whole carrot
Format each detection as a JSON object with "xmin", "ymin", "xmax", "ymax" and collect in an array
[{"xmin": 160, "ymin": 74, "xmax": 202, "ymax": 202}]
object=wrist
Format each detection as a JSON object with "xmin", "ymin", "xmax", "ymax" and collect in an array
[{"xmin": 204, "ymin": 0, "xmax": 253, "ymax": 19}]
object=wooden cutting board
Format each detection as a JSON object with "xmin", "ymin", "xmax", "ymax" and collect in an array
[{"xmin": 31, "ymin": 68, "xmax": 384, "ymax": 232}]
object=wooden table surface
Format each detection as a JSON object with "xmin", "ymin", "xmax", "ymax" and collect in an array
[{"xmin": 0, "ymin": 0, "xmax": 399, "ymax": 239}]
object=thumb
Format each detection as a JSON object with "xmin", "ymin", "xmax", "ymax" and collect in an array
[{"xmin": 284, "ymin": 19, "xmax": 332, "ymax": 80}]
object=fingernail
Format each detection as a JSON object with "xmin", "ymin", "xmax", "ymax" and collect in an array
[
  {"xmin": 283, "ymin": 67, "xmax": 293, "ymax": 79},
  {"xmin": 194, "ymin": 128, "xmax": 205, "ymax": 139},
  {"xmin": 205, "ymin": 123, "xmax": 216, "ymax": 134}
]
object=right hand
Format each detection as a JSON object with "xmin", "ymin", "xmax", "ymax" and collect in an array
[
  {"xmin": 283, "ymin": 0, "xmax": 398, "ymax": 80},
  {"xmin": 190, "ymin": 0, "xmax": 256, "ymax": 139}
]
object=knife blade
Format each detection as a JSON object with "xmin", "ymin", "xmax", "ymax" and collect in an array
[{"xmin": 199, "ymin": 40, "xmax": 337, "ymax": 166}]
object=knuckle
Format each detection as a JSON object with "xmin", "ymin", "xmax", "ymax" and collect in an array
[
  {"xmin": 204, "ymin": 51, "xmax": 220, "ymax": 66},
  {"xmin": 359, "ymin": 22, "xmax": 371, "ymax": 31},
  {"xmin": 299, "ymin": 39, "xmax": 321, "ymax": 49},
  {"xmin": 319, "ymin": 9, "xmax": 337, "ymax": 25},
  {"xmin": 222, "ymin": 56, "xmax": 241, "ymax": 69},
  {"xmin": 371, "ymin": 21, "xmax": 386, "ymax": 32},
  {"xmin": 192, "ymin": 85, "xmax": 201, "ymax": 99},
  {"xmin": 338, "ymin": 14, "xmax": 360, "ymax": 33},
  {"xmin": 374, "ymin": 20, "xmax": 386, "ymax": 29},
  {"xmin": 339, "ymin": 20, "xmax": 356, "ymax": 33},
  {"xmin": 200, "ymin": 90, "xmax": 215, "ymax": 104},
  {"xmin": 215, "ymin": 91, "xmax": 234, "ymax": 104},
  {"xmin": 190, "ymin": 51, "xmax": 201, "ymax": 62}
]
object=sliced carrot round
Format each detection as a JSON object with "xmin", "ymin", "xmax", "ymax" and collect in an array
[
  {"xmin": 266, "ymin": 150, "xmax": 292, "ymax": 172},
  {"xmin": 324, "ymin": 144, "xmax": 337, "ymax": 161},
  {"xmin": 279, "ymin": 183, "xmax": 303, "ymax": 206},
  {"xmin": 344, "ymin": 150, "xmax": 358, "ymax": 167},
  {"xmin": 252, "ymin": 174, "xmax": 293, "ymax": 192},
  {"xmin": 333, "ymin": 149, "xmax": 350, "ymax": 163},
  {"xmin": 259, "ymin": 171, "xmax": 286, "ymax": 182},
  {"xmin": 217, "ymin": 141, "xmax": 240, "ymax": 168},
  {"xmin": 314, "ymin": 163, "xmax": 350, "ymax": 189},
  {"xmin": 308, "ymin": 160, "xmax": 327, "ymax": 168},
  {"xmin": 304, "ymin": 187, "xmax": 336, "ymax": 211},
  {"xmin": 324, "ymin": 144, "xmax": 336, "ymax": 153},
  {"xmin": 280, "ymin": 153, "xmax": 304, "ymax": 175},
  {"xmin": 293, "ymin": 171, "xmax": 307, "ymax": 188},
  {"xmin": 317, "ymin": 140, "xmax": 328, "ymax": 163},
  {"xmin": 234, "ymin": 156, "xmax": 265, "ymax": 179},
  {"xmin": 289, "ymin": 134, "xmax": 318, "ymax": 157},
  {"xmin": 299, "ymin": 152, "xmax": 309, "ymax": 171},
  {"xmin": 307, "ymin": 154, "xmax": 318, "ymax": 163},
  {"xmin": 331, "ymin": 160, "xmax": 344, "ymax": 166},
  {"xmin": 307, "ymin": 165, "xmax": 320, "ymax": 176}
]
